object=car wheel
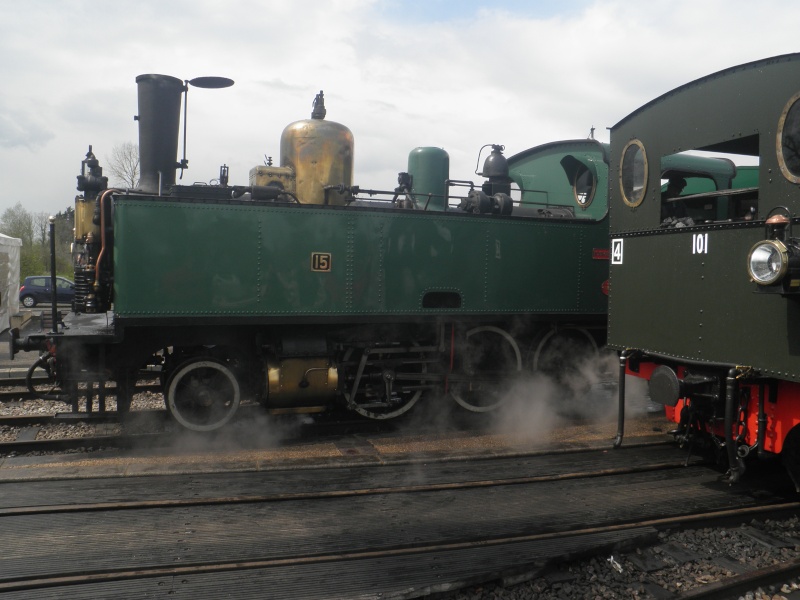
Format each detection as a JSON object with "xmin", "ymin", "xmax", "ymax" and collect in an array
[{"xmin": 21, "ymin": 296, "xmax": 36, "ymax": 308}]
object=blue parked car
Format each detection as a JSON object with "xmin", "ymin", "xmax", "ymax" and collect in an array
[{"xmin": 19, "ymin": 276, "xmax": 75, "ymax": 308}]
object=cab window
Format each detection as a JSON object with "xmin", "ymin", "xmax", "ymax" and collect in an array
[
  {"xmin": 779, "ymin": 91, "xmax": 800, "ymax": 183},
  {"xmin": 573, "ymin": 164, "xmax": 596, "ymax": 208},
  {"xmin": 620, "ymin": 140, "xmax": 647, "ymax": 207}
]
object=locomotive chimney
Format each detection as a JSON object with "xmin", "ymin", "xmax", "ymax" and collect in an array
[{"xmin": 135, "ymin": 74, "xmax": 184, "ymax": 195}]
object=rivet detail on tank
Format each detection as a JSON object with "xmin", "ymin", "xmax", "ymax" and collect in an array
[
  {"xmin": 483, "ymin": 230, "xmax": 490, "ymax": 303},
  {"xmin": 377, "ymin": 222, "xmax": 385, "ymax": 304},
  {"xmin": 345, "ymin": 218, "xmax": 355, "ymax": 310},
  {"xmin": 257, "ymin": 218, "xmax": 263, "ymax": 303}
]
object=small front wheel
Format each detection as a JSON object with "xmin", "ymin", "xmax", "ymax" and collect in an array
[{"xmin": 165, "ymin": 358, "xmax": 241, "ymax": 431}]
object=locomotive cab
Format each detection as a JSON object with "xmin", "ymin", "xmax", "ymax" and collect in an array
[{"xmin": 609, "ymin": 53, "xmax": 800, "ymax": 487}]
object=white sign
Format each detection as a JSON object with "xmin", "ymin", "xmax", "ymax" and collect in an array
[
  {"xmin": 692, "ymin": 233, "xmax": 709, "ymax": 254},
  {"xmin": 611, "ymin": 238, "xmax": 624, "ymax": 264}
]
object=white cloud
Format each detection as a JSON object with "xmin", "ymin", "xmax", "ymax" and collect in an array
[
  {"xmin": 1, "ymin": 0, "xmax": 799, "ymax": 214},
  {"xmin": 0, "ymin": 106, "xmax": 54, "ymax": 150}
]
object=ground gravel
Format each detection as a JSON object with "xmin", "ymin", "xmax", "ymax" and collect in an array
[{"xmin": 439, "ymin": 517, "xmax": 800, "ymax": 600}]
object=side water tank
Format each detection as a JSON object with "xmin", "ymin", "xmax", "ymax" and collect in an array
[
  {"xmin": 280, "ymin": 91, "xmax": 354, "ymax": 205},
  {"xmin": 407, "ymin": 147, "xmax": 449, "ymax": 211}
]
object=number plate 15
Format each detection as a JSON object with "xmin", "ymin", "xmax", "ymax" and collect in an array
[{"xmin": 311, "ymin": 252, "xmax": 332, "ymax": 272}]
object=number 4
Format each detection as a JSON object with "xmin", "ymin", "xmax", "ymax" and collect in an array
[{"xmin": 611, "ymin": 239, "xmax": 623, "ymax": 264}]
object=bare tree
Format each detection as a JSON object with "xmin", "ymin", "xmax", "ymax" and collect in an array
[
  {"xmin": 106, "ymin": 142, "xmax": 140, "ymax": 188},
  {"xmin": 1, "ymin": 202, "xmax": 34, "ymax": 247},
  {"xmin": 0, "ymin": 203, "xmax": 76, "ymax": 280},
  {"xmin": 33, "ymin": 211, "xmax": 49, "ymax": 246}
]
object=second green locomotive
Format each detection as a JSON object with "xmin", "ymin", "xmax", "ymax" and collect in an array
[{"xmin": 608, "ymin": 53, "xmax": 800, "ymax": 486}]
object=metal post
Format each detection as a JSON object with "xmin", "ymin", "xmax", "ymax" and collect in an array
[
  {"xmin": 613, "ymin": 350, "xmax": 628, "ymax": 448},
  {"xmin": 725, "ymin": 368, "xmax": 744, "ymax": 484},
  {"xmin": 48, "ymin": 216, "xmax": 58, "ymax": 334}
]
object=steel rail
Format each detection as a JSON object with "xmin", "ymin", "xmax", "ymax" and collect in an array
[
  {"xmin": 0, "ymin": 409, "xmax": 400, "ymax": 454},
  {"xmin": 0, "ymin": 431, "xmax": 175, "ymax": 455},
  {"xmin": 0, "ymin": 369, "xmax": 161, "ymax": 388},
  {"xmin": 0, "ymin": 383, "xmax": 161, "ymax": 402},
  {"xmin": 0, "ymin": 409, "xmax": 168, "ymax": 428}
]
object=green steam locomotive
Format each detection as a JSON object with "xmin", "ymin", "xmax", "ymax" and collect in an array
[{"xmin": 8, "ymin": 74, "xmax": 614, "ymax": 431}]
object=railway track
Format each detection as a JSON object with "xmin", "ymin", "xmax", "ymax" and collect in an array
[
  {"xmin": 0, "ymin": 445, "xmax": 711, "ymax": 517},
  {"xmin": 0, "ymin": 375, "xmax": 161, "ymax": 402},
  {"xmin": 676, "ymin": 560, "xmax": 800, "ymax": 600},
  {"xmin": 0, "ymin": 406, "xmax": 405, "ymax": 455},
  {"xmin": 0, "ymin": 375, "xmax": 170, "ymax": 453},
  {"xmin": 4, "ymin": 507, "xmax": 800, "ymax": 599},
  {"xmin": 0, "ymin": 441, "xmax": 797, "ymax": 599}
]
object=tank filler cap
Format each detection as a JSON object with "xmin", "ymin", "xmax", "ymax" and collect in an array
[{"xmin": 311, "ymin": 91, "xmax": 326, "ymax": 120}]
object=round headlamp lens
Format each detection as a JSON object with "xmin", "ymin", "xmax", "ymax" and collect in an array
[{"xmin": 748, "ymin": 240, "xmax": 789, "ymax": 285}]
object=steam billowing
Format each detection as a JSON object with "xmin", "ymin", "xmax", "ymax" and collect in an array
[
  {"xmin": 395, "ymin": 345, "xmax": 655, "ymax": 453},
  {"xmin": 119, "ymin": 342, "xmax": 658, "ymax": 460}
]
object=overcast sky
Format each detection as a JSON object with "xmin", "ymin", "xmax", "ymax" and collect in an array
[{"xmin": 2, "ymin": 0, "xmax": 799, "ymax": 216}]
